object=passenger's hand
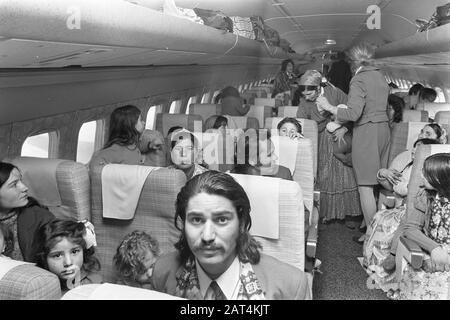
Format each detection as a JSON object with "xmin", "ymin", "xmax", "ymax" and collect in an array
[
  {"xmin": 332, "ymin": 127, "xmax": 348, "ymax": 143},
  {"xmin": 378, "ymin": 168, "xmax": 402, "ymax": 185},
  {"xmin": 430, "ymin": 246, "xmax": 450, "ymax": 270},
  {"xmin": 315, "ymin": 96, "xmax": 331, "ymax": 112},
  {"xmin": 289, "ymin": 131, "xmax": 303, "ymax": 140}
]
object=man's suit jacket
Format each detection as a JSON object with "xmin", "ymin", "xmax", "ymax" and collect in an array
[{"xmin": 151, "ymin": 251, "xmax": 311, "ymax": 300}]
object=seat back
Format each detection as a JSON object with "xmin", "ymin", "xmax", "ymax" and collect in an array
[
  {"xmin": 5, "ymin": 157, "xmax": 90, "ymax": 220},
  {"xmin": 388, "ymin": 122, "xmax": 429, "ymax": 165},
  {"xmin": 155, "ymin": 113, "xmax": 203, "ymax": 137},
  {"xmin": 194, "ymin": 132, "xmax": 234, "ymax": 172},
  {"xmin": 246, "ymin": 105, "xmax": 273, "ymax": 128},
  {"xmin": 224, "ymin": 115, "xmax": 260, "ymax": 131},
  {"xmin": 90, "ymin": 166, "xmax": 186, "ymax": 282},
  {"xmin": 264, "ymin": 117, "xmax": 318, "ymax": 178},
  {"xmin": 405, "ymin": 144, "xmax": 450, "ymax": 221},
  {"xmin": 251, "ymin": 86, "xmax": 272, "ymax": 96},
  {"xmin": 254, "ymin": 97, "xmax": 276, "ymax": 107},
  {"xmin": 188, "ymin": 103, "xmax": 222, "ymax": 122},
  {"xmin": 240, "ymin": 91, "xmax": 257, "ymax": 105},
  {"xmin": 0, "ymin": 264, "xmax": 61, "ymax": 300},
  {"xmin": 434, "ymin": 111, "xmax": 450, "ymax": 125},
  {"xmin": 417, "ymin": 102, "xmax": 450, "ymax": 120},
  {"xmin": 388, "ymin": 122, "xmax": 450, "ymax": 165},
  {"xmin": 243, "ymin": 88, "xmax": 267, "ymax": 98},
  {"xmin": 402, "ymin": 110, "xmax": 429, "ymax": 122},
  {"xmin": 229, "ymin": 174, "xmax": 305, "ymax": 270},
  {"xmin": 277, "ymin": 106, "xmax": 298, "ymax": 118}
]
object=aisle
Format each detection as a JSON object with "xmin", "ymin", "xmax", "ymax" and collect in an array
[{"xmin": 312, "ymin": 221, "xmax": 389, "ymax": 300}]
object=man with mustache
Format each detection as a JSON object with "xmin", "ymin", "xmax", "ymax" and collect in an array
[{"xmin": 151, "ymin": 171, "xmax": 310, "ymax": 300}]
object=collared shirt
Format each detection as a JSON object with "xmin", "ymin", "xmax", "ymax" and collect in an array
[{"xmin": 196, "ymin": 256, "xmax": 240, "ymax": 300}]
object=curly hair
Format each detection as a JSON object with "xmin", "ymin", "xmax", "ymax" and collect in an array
[
  {"xmin": 174, "ymin": 171, "xmax": 262, "ymax": 265},
  {"xmin": 0, "ymin": 223, "xmax": 14, "ymax": 257},
  {"xmin": 113, "ymin": 230, "xmax": 160, "ymax": 285},
  {"xmin": 36, "ymin": 219, "xmax": 100, "ymax": 274}
]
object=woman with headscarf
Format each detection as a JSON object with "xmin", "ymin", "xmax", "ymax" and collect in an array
[
  {"xmin": 316, "ymin": 43, "xmax": 390, "ymax": 242},
  {"xmin": 294, "ymin": 69, "xmax": 361, "ymax": 223}
]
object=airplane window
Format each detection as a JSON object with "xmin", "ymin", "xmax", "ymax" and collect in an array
[
  {"xmin": 21, "ymin": 132, "xmax": 50, "ymax": 158},
  {"xmin": 434, "ymin": 87, "xmax": 446, "ymax": 103},
  {"xmin": 146, "ymin": 105, "xmax": 162, "ymax": 129},
  {"xmin": 76, "ymin": 121, "xmax": 97, "ymax": 164},
  {"xmin": 201, "ymin": 92, "xmax": 211, "ymax": 103},
  {"xmin": 169, "ymin": 100, "xmax": 182, "ymax": 114},
  {"xmin": 185, "ymin": 96, "xmax": 197, "ymax": 114},
  {"xmin": 212, "ymin": 90, "xmax": 220, "ymax": 103},
  {"xmin": 238, "ymin": 85, "xmax": 243, "ymax": 93}
]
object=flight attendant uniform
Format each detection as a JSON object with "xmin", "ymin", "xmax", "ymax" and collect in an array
[{"xmin": 336, "ymin": 66, "xmax": 390, "ymax": 186}]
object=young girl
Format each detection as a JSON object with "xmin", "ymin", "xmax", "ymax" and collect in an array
[
  {"xmin": 89, "ymin": 104, "xmax": 146, "ymax": 170},
  {"xmin": 277, "ymin": 117, "xmax": 304, "ymax": 140},
  {"xmin": 0, "ymin": 222, "xmax": 13, "ymax": 258},
  {"xmin": 36, "ymin": 219, "xmax": 102, "ymax": 293},
  {"xmin": 392, "ymin": 153, "xmax": 450, "ymax": 299},
  {"xmin": 113, "ymin": 230, "xmax": 160, "ymax": 290}
]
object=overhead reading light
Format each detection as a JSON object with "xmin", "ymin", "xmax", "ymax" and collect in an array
[
  {"xmin": 324, "ymin": 39, "xmax": 336, "ymax": 45},
  {"xmin": 272, "ymin": 2, "xmax": 285, "ymax": 5}
]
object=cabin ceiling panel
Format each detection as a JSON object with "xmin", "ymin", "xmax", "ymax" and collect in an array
[{"xmin": 0, "ymin": 39, "xmax": 158, "ymax": 68}]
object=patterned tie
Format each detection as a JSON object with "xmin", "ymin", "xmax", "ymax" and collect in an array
[{"xmin": 206, "ymin": 281, "xmax": 227, "ymax": 300}]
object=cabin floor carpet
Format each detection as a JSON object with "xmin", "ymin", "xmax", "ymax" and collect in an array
[{"xmin": 312, "ymin": 220, "xmax": 389, "ymax": 300}]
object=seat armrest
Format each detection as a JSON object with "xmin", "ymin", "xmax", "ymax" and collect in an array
[
  {"xmin": 306, "ymin": 206, "xmax": 319, "ymax": 258},
  {"xmin": 395, "ymin": 236, "xmax": 424, "ymax": 281},
  {"xmin": 378, "ymin": 188, "xmax": 396, "ymax": 209},
  {"xmin": 399, "ymin": 237, "xmax": 424, "ymax": 269},
  {"xmin": 313, "ymin": 190, "xmax": 320, "ymax": 208}
]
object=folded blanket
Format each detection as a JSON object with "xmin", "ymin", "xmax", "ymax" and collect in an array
[
  {"xmin": 101, "ymin": 164, "xmax": 159, "ymax": 220},
  {"xmin": 271, "ymin": 136, "xmax": 298, "ymax": 175}
]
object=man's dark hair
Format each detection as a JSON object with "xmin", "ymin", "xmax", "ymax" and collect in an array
[{"xmin": 174, "ymin": 171, "xmax": 261, "ymax": 264}]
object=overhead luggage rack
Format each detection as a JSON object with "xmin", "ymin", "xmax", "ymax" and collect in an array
[{"xmin": 0, "ymin": 0, "xmax": 309, "ymax": 68}]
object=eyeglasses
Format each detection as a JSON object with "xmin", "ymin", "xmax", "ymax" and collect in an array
[{"xmin": 299, "ymin": 85, "xmax": 318, "ymax": 92}]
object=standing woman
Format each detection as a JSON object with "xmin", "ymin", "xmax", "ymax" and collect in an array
[
  {"xmin": 271, "ymin": 59, "xmax": 296, "ymax": 98},
  {"xmin": 295, "ymin": 70, "xmax": 361, "ymax": 222},
  {"xmin": 0, "ymin": 162, "xmax": 55, "ymax": 262},
  {"xmin": 89, "ymin": 105, "xmax": 146, "ymax": 170},
  {"xmin": 316, "ymin": 43, "xmax": 390, "ymax": 240}
]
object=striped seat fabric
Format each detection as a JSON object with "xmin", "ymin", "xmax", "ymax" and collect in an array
[
  {"xmin": 6, "ymin": 157, "xmax": 90, "ymax": 220},
  {"xmin": 0, "ymin": 264, "xmax": 61, "ymax": 300},
  {"xmin": 90, "ymin": 166, "xmax": 186, "ymax": 282}
]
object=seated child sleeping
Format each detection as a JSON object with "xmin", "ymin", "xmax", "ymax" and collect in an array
[{"xmin": 113, "ymin": 230, "xmax": 160, "ymax": 290}]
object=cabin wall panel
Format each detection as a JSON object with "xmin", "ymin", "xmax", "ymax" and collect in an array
[
  {"xmin": 0, "ymin": 65, "xmax": 276, "ymax": 126},
  {"xmin": 9, "ymin": 113, "xmax": 75, "ymax": 159},
  {"xmin": 0, "ymin": 124, "xmax": 12, "ymax": 160}
]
